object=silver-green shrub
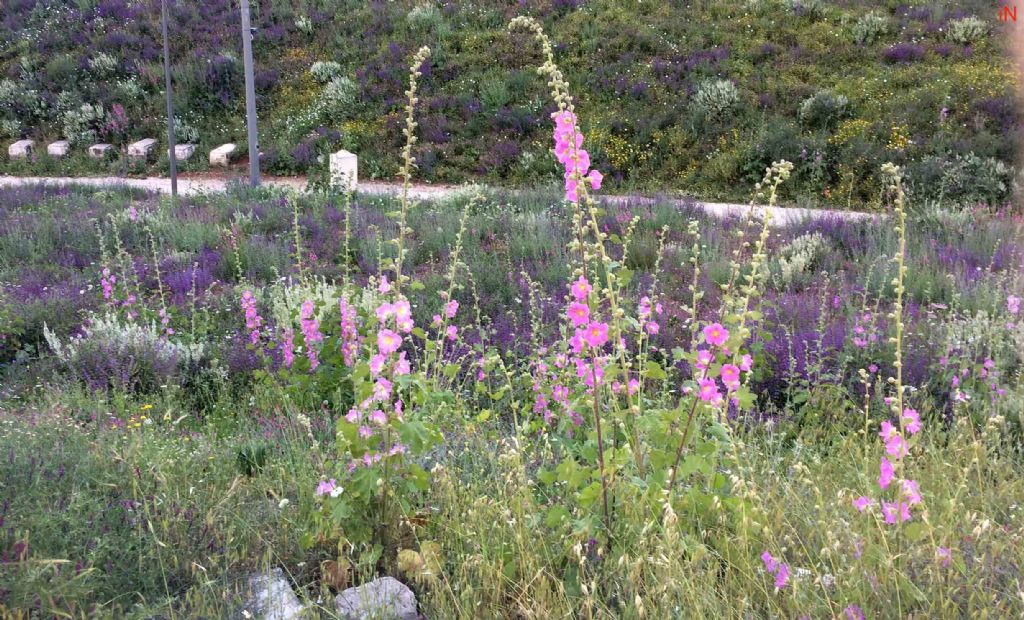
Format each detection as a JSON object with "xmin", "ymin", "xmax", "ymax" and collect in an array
[
  {"xmin": 692, "ymin": 78, "xmax": 740, "ymax": 122},
  {"xmin": 852, "ymin": 12, "xmax": 888, "ymax": 45},
  {"xmin": 310, "ymin": 61, "xmax": 343, "ymax": 84},
  {"xmin": 947, "ymin": 16, "xmax": 988, "ymax": 45}
]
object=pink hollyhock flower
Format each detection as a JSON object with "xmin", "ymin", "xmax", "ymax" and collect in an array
[
  {"xmin": 570, "ymin": 329, "xmax": 585, "ymax": 354},
  {"xmin": 345, "ymin": 408, "xmax": 360, "ymax": 423},
  {"xmin": 628, "ymin": 379, "xmax": 640, "ymax": 395},
  {"xmin": 879, "ymin": 420, "xmax": 897, "ymax": 441},
  {"xmin": 1008, "ymin": 295, "xmax": 1021, "ymax": 315},
  {"xmin": 882, "ymin": 501, "xmax": 912, "ymax": 524},
  {"xmin": 376, "ymin": 302, "xmax": 394, "ymax": 322},
  {"xmin": 570, "ymin": 275, "xmax": 592, "ymax": 300},
  {"xmin": 774, "ymin": 563, "xmax": 789, "ymax": 588},
  {"xmin": 393, "ymin": 299, "xmax": 412, "ymax": 322},
  {"xmin": 698, "ymin": 378, "xmax": 720, "ymax": 402},
  {"xmin": 358, "ymin": 426, "xmax": 373, "ymax": 439},
  {"xmin": 720, "ymin": 364, "xmax": 740, "ymax": 389},
  {"xmin": 395, "ymin": 351, "xmax": 410, "ymax": 375},
  {"xmin": 368, "ymin": 409, "xmax": 388, "ymax": 426},
  {"xmin": 432, "ymin": 314, "xmax": 442, "ymax": 327},
  {"xmin": 377, "ymin": 329, "xmax": 402, "ymax": 355},
  {"xmin": 638, "ymin": 297, "xmax": 652, "ymax": 319},
  {"xmin": 853, "ymin": 496, "xmax": 872, "ymax": 512},
  {"xmin": 879, "ymin": 456, "xmax": 894, "ymax": 489},
  {"xmin": 760, "ymin": 551, "xmax": 789, "ymax": 588},
  {"xmin": 370, "ymin": 354, "xmax": 386, "ymax": 375},
  {"xmin": 902, "ymin": 407, "xmax": 921, "ymax": 434},
  {"xmin": 564, "ymin": 178, "xmax": 579, "ymax": 203},
  {"xmin": 645, "ymin": 321, "xmax": 660, "ymax": 335},
  {"xmin": 695, "ymin": 349, "xmax": 713, "ymax": 371},
  {"xmin": 567, "ymin": 301, "xmax": 590, "ymax": 327},
  {"xmin": 885, "ymin": 433, "xmax": 908, "ymax": 459},
  {"xmin": 397, "ymin": 318, "xmax": 413, "ymax": 333},
  {"xmin": 583, "ymin": 322, "xmax": 609, "ymax": 348},
  {"xmin": 315, "ymin": 478, "xmax": 337, "ymax": 496},
  {"xmin": 373, "ymin": 378, "xmax": 392, "ymax": 401},
  {"xmin": 587, "ymin": 169, "xmax": 603, "ymax": 190},
  {"xmin": 445, "ymin": 299, "xmax": 459, "ymax": 318},
  {"xmin": 446, "ymin": 325, "xmax": 458, "ymax": 341},
  {"xmin": 378, "ymin": 275, "xmax": 391, "ymax": 293},
  {"xmin": 902, "ymin": 479, "xmax": 922, "ymax": 505},
  {"xmin": 739, "ymin": 354, "xmax": 753, "ymax": 372},
  {"xmin": 703, "ymin": 323, "xmax": 729, "ymax": 347}
]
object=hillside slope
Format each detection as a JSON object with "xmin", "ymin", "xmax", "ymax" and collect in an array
[{"xmin": 0, "ymin": 0, "xmax": 1018, "ymax": 207}]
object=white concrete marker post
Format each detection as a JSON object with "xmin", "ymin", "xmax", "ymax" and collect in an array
[
  {"xmin": 209, "ymin": 143, "xmax": 237, "ymax": 167},
  {"xmin": 127, "ymin": 138, "xmax": 158, "ymax": 161},
  {"xmin": 329, "ymin": 149, "xmax": 358, "ymax": 192},
  {"xmin": 47, "ymin": 140, "xmax": 70, "ymax": 158},
  {"xmin": 8, "ymin": 140, "xmax": 34, "ymax": 159},
  {"xmin": 89, "ymin": 144, "xmax": 114, "ymax": 160},
  {"xmin": 172, "ymin": 144, "xmax": 197, "ymax": 162}
]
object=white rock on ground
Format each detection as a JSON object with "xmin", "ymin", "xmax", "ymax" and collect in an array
[
  {"xmin": 172, "ymin": 143, "xmax": 197, "ymax": 161},
  {"xmin": 243, "ymin": 568, "xmax": 305, "ymax": 620},
  {"xmin": 47, "ymin": 140, "xmax": 70, "ymax": 157},
  {"xmin": 89, "ymin": 144, "xmax": 114, "ymax": 159},
  {"xmin": 127, "ymin": 138, "xmax": 157, "ymax": 161},
  {"xmin": 210, "ymin": 143, "xmax": 237, "ymax": 167},
  {"xmin": 329, "ymin": 149, "xmax": 358, "ymax": 192},
  {"xmin": 8, "ymin": 140, "xmax": 34, "ymax": 159},
  {"xmin": 335, "ymin": 576, "xmax": 417, "ymax": 620}
]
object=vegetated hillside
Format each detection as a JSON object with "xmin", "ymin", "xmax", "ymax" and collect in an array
[{"xmin": 0, "ymin": 0, "xmax": 1018, "ymax": 207}]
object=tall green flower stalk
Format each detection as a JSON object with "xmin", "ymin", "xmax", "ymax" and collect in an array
[{"xmin": 392, "ymin": 46, "xmax": 431, "ymax": 297}]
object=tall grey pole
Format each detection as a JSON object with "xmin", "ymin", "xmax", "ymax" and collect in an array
[
  {"xmin": 161, "ymin": 0, "xmax": 178, "ymax": 199},
  {"xmin": 240, "ymin": 0, "xmax": 260, "ymax": 186}
]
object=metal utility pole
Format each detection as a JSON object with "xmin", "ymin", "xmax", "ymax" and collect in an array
[
  {"xmin": 161, "ymin": 0, "xmax": 178, "ymax": 199},
  {"xmin": 240, "ymin": 0, "xmax": 260, "ymax": 186}
]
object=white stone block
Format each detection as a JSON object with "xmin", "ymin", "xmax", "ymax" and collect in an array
[
  {"xmin": 244, "ymin": 568, "xmax": 305, "ymax": 620},
  {"xmin": 329, "ymin": 149, "xmax": 358, "ymax": 192},
  {"xmin": 209, "ymin": 143, "xmax": 236, "ymax": 167},
  {"xmin": 89, "ymin": 144, "xmax": 114, "ymax": 159},
  {"xmin": 171, "ymin": 143, "xmax": 197, "ymax": 161},
  {"xmin": 47, "ymin": 140, "xmax": 70, "ymax": 158},
  {"xmin": 336, "ymin": 577, "xmax": 417, "ymax": 620},
  {"xmin": 8, "ymin": 140, "xmax": 34, "ymax": 159},
  {"xmin": 127, "ymin": 138, "xmax": 157, "ymax": 160}
]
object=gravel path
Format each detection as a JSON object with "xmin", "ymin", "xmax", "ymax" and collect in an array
[{"xmin": 0, "ymin": 174, "xmax": 876, "ymax": 226}]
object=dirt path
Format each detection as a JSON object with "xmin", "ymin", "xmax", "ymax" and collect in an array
[{"xmin": 0, "ymin": 174, "xmax": 877, "ymax": 226}]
